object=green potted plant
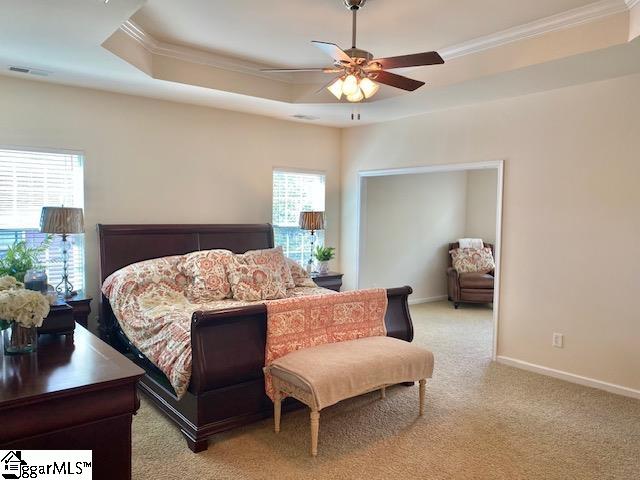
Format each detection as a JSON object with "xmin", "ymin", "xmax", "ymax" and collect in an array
[
  {"xmin": 313, "ymin": 246, "xmax": 335, "ymax": 274},
  {"xmin": 0, "ymin": 236, "xmax": 51, "ymax": 283}
]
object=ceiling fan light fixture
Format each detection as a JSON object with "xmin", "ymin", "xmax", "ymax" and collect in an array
[
  {"xmin": 346, "ymin": 88, "xmax": 364, "ymax": 103},
  {"xmin": 359, "ymin": 77, "xmax": 379, "ymax": 99},
  {"xmin": 328, "ymin": 78, "xmax": 344, "ymax": 99},
  {"xmin": 342, "ymin": 74, "xmax": 359, "ymax": 96}
]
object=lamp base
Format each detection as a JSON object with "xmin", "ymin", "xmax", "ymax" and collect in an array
[{"xmin": 56, "ymin": 277, "xmax": 76, "ymax": 300}]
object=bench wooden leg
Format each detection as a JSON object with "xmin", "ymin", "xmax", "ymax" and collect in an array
[
  {"xmin": 310, "ymin": 409, "xmax": 320, "ymax": 457},
  {"xmin": 380, "ymin": 386, "xmax": 386, "ymax": 399},
  {"xmin": 274, "ymin": 390, "xmax": 282, "ymax": 433},
  {"xmin": 419, "ymin": 379, "xmax": 426, "ymax": 416}
]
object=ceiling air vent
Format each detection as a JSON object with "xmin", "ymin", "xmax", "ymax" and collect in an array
[
  {"xmin": 291, "ymin": 114, "xmax": 319, "ymax": 121},
  {"xmin": 9, "ymin": 66, "xmax": 50, "ymax": 76}
]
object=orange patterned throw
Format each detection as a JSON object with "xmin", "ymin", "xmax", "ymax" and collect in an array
[{"xmin": 264, "ymin": 288, "xmax": 388, "ymax": 400}]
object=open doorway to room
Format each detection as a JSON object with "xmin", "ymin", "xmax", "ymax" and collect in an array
[{"xmin": 356, "ymin": 162, "xmax": 503, "ymax": 359}]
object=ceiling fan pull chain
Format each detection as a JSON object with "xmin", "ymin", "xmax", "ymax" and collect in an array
[{"xmin": 350, "ymin": 105, "xmax": 361, "ymax": 121}]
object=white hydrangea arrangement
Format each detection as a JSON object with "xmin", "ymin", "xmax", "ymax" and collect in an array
[
  {"xmin": 0, "ymin": 275, "xmax": 50, "ymax": 329},
  {"xmin": 0, "ymin": 275, "xmax": 24, "ymax": 291}
]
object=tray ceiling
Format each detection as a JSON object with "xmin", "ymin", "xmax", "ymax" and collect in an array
[
  {"xmin": 132, "ymin": 0, "xmax": 598, "ymax": 68},
  {"xmin": 0, "ymin": 0, "xmax": 639, "ymax": 127}
]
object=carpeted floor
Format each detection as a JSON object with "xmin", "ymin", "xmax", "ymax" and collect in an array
[{"xmin": 132, "ymin": 301, "xmax": 640, "ymax": 479}]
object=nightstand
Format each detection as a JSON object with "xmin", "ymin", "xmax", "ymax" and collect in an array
[
  {"xmin": 65, "ymin": 290, "xmax": 93, "ymax": 329},
  {"xmin": 311, "ymin": 271, "xmax": 343, "ymax": 292}
]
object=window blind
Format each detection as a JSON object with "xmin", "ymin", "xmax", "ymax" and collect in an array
[
  {"xmin": 0, "ymin": 148, "xmax": 85, "ymax": 290},
  {"xmin": 272, "ymin": 170, "xmax": 325, "ymax": 265}
]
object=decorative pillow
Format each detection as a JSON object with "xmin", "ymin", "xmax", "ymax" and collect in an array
[
  {"xmin": 285, "ymin": 257, "xmax": 316, "ymax": 288},
  {"xmin": 102, "ymin": 255, "xmax": 188, "ymax": 299},
  {"xmin": 177, "ymin": 249, "xmax": 235, "ymax": 302},
  {"xmin": 450, "ymin": 247, "xmax": 495, "ymax": 274},
  {"xmin": 228, "ymin": 263, "xmax": 286, "ymax": 301},
  {"xmin": 239, "ymin": 246, "xmax": 295, "ymax": 289}
]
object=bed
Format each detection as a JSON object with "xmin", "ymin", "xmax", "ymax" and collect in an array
[{"xmin": 97, "ymin": 223, "xmax": 414, "ymax": 452}]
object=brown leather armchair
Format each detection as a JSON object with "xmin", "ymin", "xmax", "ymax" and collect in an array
[{"xmin": 447, "ymin": 242, "xmax": 495, "ymax": 309}]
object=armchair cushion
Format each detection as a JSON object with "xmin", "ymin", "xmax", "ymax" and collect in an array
[
  {"xmin": 450, "ymin": 247, "xmax": 495, "ymax": 274},
  {"xmin": 459, "ymin": 273, "xmax": 494, "ymax": 289}
]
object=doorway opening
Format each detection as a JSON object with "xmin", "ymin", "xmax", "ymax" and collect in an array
[{"xmin": 356, "ymin": 161, "xmax": 503, "ymax": 359}]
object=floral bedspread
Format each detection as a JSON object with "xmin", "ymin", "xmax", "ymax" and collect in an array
[
  {"xmin": 264, "ymin": 289, "xmax": 388, "ymax": 400},
  {"xmin": 102, "ymin": 257, "xmax": 333, "ymax": 398}
]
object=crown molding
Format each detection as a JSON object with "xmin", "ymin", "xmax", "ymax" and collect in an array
[
  {"xmin": 119, "ymin": 20, "xmax": 297, "ymax": 84},
  {"xmin": 440, "ymin": 0, "xmax": 630, "ymax": 60},
  {"xmin": 120, "ymin": 0, "xmax": 633, "ymax": 81}
]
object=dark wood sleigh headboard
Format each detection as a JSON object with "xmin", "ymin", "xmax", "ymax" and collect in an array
[{"xmin": 97, "ymin": 224, "xmax": 274, "ymax": 282}]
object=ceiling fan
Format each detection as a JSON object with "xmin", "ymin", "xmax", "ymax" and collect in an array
[{"xmin": 262, "ymin": 0, "xmax": 444, "ymax": 103}]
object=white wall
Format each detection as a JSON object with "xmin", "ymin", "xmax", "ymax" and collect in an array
[
  {"xmin": 465, "ymin": 169, "xmax": 498, "ymax": 244},
  {"xmin": 0, "ymin": 76, "xmax": 341, "ymax": 328},
  {"xmin": 342, "ymin": 73, "xmax": 640, "ymax": 392},
  {"xmin": 360, "ymin": 171, "xmax": 467, "ymax": 302}
]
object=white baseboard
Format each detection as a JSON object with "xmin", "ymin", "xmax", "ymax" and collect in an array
[
  {"xmin": 408, "ymin": 295, "xmax": 448, "ymax": 305},
  {"xmin": 496, "ymin": 356, "xmax": 640, "ymax": 400}
]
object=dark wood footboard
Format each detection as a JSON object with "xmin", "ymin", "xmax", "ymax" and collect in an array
[
  {"xmin": 99, "ymin": 286, "xmax": 414, "ymax": 452},
  {"xmin": 189, "ymin": 286, "xmax": 414, "ymax": 394}
]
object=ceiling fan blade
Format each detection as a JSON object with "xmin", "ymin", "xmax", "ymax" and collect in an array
[
  {"xmin": 311, "ymin": 41, "xmax": 353, "ymax": 64},
  {"xmin": 371, "ymin": 52, "xmax": 444, "ymax": 69},
  {"xmin": 260, "ymin": 67, "xmax": 341, "ymax": 73},
  {"xmin": 372, "ymin": 70, "xmax": 425, "ymax": 91}
]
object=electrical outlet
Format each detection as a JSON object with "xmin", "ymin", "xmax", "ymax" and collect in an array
[{"xmin": 552, "ymin": 333, "xmax": 564, "ymax": 348}]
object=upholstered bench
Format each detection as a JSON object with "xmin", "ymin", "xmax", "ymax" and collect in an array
[{"xmin": 265, "ymin": 336, "xmax": 434, "ymax": 456}]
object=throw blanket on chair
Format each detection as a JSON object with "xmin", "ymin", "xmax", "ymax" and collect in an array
[{"xmin": 264, "ymin": 288, "xmax": 388, "ymax": 400}]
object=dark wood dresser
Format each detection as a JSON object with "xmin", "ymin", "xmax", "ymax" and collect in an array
[{"xmin": 0, "ymin": 326, "xmax": 144, "ymax": 480}]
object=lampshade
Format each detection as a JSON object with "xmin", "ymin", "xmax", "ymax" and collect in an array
[
  {"xmin": 299, "ymin": 211, "xmax": 325, "ymax": 231},
  {"xmin": 359, "ymin": 77, "xmax": 380, "ymax": 99},
  {"xmin": 342, "ymin": 74, "xmax": 359, "ymax": 96},
  {"xmin": 40, "ymin": 207, "xmax": 84, "ymax": 234},
  {"xmin": 346, "ymin": 88, "xmax": 364, "ymax": 103},
  {"xmin": 328, "ymin": 78, "xmax": 344, "ymax": 100}
]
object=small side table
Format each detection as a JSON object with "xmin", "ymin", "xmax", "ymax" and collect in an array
[
  {"xmin": 311, "ymin": 272, "xmax": 343, "ymax": 292},
  {"xmin": 38, "ymin": 302, "xmax": 75, "ymax": 335},
  {"xmin": 65, "ymin": 290, "xmax": 93, "ymax": 329}
]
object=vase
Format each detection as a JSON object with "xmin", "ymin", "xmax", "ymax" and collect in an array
[
  {"xmin": 3, "ymin": 323, "xmax": 38, "ymax": 355},
  {"xmin": 318, "ymin": 261, "xmax": 330, "ymax": 274}
]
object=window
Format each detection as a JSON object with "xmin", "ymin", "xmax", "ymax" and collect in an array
[
  {"xmin": 0, "ymin": 148, "xmax": 85, "ymax": 291},
  {"xmin": 272, "ymin": 170, "xmax": 325, "ymax": 265}
]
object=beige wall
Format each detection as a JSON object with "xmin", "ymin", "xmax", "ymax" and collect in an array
[
  {"xmin": 360, "ymin": 171, "xmax": 467, "ymax": 302},
  {"xmin": 2, "ymin": 71, "xmax": 639, "ymax": 394},
  {"xmin": 0, "ymin": 76, "xmax": 341, "ymax": 329},
  {"xmin": 341, "ymin": 73, "xmax": 640, "ymax": 391},
  {"xmin": 465, "ymin": 169, "xmax": 498, "ymax": 244}
]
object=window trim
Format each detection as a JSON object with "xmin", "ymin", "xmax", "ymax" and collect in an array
[{"xmin": 0, "ymin": 144, "xmax": 85, "ymax": 157}]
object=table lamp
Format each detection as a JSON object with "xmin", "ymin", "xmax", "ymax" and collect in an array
[
  {"xmin": 299, "ymin": 211, "xmax": 325, "ymax": 273},
  {"xmin": 40, "ymin": 206, "xmax": 84, "ymax": 298}
]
